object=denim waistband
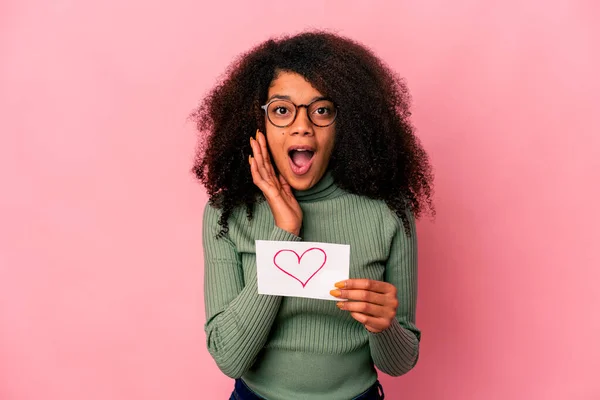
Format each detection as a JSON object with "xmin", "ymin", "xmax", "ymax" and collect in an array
[{"xmin": 230, "ymin": 378, "xmax": 384, "ymax": 400}]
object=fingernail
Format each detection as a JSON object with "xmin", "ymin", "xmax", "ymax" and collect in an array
[
  {"xmin": 334, "ymin": 281, "xmax": 346, "ymax": 289},
  {"xmin": 330, "ymin": 289, "xmax": 341, "ymax": 297},
  {"xmin": 336, "ymin": 302, "xmax": 344, "ymax": 309}
]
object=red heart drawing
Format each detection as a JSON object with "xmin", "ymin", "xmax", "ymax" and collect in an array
[{"xmin": 273, "ymin": 247, "xmax": 327, "ymax": 288}]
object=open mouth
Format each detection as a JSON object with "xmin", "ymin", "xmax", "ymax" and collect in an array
[{"xmin": 288, "ymin": 146, "xmax": 315, "ymax": 176}]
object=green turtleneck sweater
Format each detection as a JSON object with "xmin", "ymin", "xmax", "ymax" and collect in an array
[{"xmin": 202, "ymin": 172, "xmax": 420, "ymax": 400}]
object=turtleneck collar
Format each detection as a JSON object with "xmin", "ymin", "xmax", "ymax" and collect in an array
[{"xmin": 292, "ymin": 170, "xmax": 345, "ymax": 203}]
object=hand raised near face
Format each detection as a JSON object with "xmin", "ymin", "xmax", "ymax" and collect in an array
[{"xmin": 249, "ymin": 130, "xmax": 303, "ymax": 236}]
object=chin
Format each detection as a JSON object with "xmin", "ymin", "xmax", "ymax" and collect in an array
[
  {"xmin": 284, "ymin": 169, "xmax": 324, "ymax": 191},
  {"xmin": 289, "ymin": 179, "xmax": 313, "ymax": 191}
]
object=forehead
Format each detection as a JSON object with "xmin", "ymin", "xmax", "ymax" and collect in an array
[{"xmin": 268, "ymin": 71, "xmax": 323, "ymax": 99}]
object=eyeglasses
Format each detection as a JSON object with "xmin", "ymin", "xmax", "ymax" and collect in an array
[{"xmin": 261, "ymin": 98, "xmax": 337, "ymax": 128}]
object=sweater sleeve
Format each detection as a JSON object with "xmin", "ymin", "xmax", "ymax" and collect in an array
[
  {"xmin": 202, "ymin": 203, "xmax": 302, "ymax": 378},
  {"xmin": 368, "ymin": 211, "xmax": 421, "ymax": 376}
]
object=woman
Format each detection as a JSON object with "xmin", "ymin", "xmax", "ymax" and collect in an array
[{"xmin": 194, "ymin": 31, "xmax": 433, "ymax": 400}]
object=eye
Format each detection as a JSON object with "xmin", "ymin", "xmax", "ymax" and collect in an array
[
  {"xmin": 274, "ymin": 106, "xmax": 291, "ymax": 115},
  {"xmin": 314, "ymin": 107, "xmax": 331, "ymax": 115},
  {"xmin": 309, "ymin": 100, "xmax": 335, "ymax": 117}
]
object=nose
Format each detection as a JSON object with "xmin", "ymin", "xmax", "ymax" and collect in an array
[{"xmin": 289, "ymin": 106, "xmax": 314, "ymax": 136}]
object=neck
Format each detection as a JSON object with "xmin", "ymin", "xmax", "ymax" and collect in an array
[{"xmin": 293, "ymin": 171, "xmax": 345, "ymax": 202}]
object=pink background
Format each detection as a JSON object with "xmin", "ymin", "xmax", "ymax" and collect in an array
[{"xmin": 1, "ymin": 1, "xmax": 599, "ymax": 399}]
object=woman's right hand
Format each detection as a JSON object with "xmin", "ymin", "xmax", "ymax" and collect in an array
[{"xmin": 249, "ymin": 130, "xmax": 303, "ymax": 236}]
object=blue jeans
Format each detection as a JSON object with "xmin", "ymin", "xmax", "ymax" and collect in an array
[{"xmin": 229, "ymin": 378, "xmax": 385, "ymax": 400}]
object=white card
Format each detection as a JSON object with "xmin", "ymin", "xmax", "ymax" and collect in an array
[{"xmin": 256, "ymin": 240, "xmax": 350, "ymax": 301}]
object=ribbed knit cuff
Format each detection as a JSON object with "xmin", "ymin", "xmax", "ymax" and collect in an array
[
  {"xmin": 368, "ymin": 318, "xmax": 420, "ymax": 376},
  {"xmin": 269, "ymin": 226, "xmax": 303, "ymax": 242}
]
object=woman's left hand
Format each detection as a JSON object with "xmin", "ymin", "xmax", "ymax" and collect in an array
[{"xmin": 330, "ymin": 279, "xmax": 399, "ymax": 333}]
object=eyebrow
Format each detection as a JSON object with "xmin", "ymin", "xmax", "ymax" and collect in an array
[{"xmin": 267, "ymin": 94, "xmax": 329, "ymax": 103}]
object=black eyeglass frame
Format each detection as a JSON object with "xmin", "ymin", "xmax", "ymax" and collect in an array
[{"xmin": 260, "ymin": 98, "xmax": 338, "ymax": 128}]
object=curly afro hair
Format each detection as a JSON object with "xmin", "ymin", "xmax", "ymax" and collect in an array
[{"xmin": 193, "ymin": 31, "xmax": 434, "ymax": 237}]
